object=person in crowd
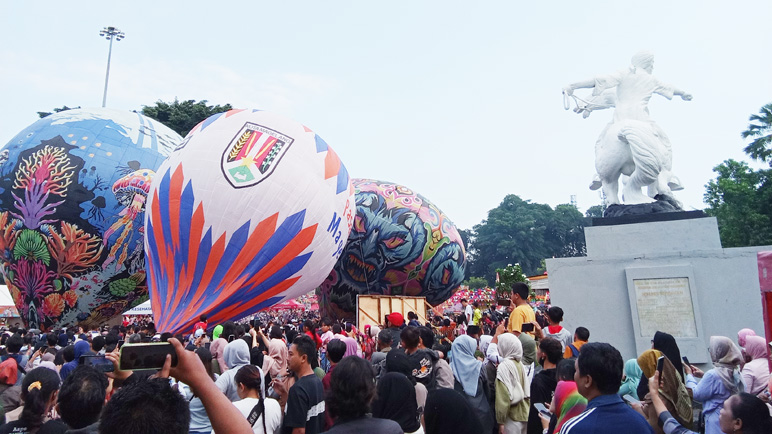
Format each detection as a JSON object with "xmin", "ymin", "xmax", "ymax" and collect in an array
[
  {"xmin": 636, "ymin": 349, "xmax": 663, "ymax": 400},
  {"xmin": 737, "ymin": 329, "xmax": 757, "ymax": 364},
  {"xmin": 319, "ymin": 318, "xmax": 334, "ymax": 371},
  {"xmin": 0, "ymin": 367, "xmax": 67, "ymax": 434},
  {"xmin": 3, "ymin": 335, "xmax": 28, "ymax": 387},
  {"xmin": 407, "ymin": 312, "xmax": 421, "ymax": 328},
  {"xmin": 652, "ymin": 332, "xmax": 686, "ymax": 382},
  {"xmin": 618, "ymin": 359, "xmax": 643, "ymax": 400},
  {"xmin": 417, "ymin": 327, "xmax": 452, "ymax": 389},
  {"xmin": 302, "ymin": 320, "xmax": 323, "ymax": 351},
  {"xmin": 559, "ymin": 342, "xmax": 653, "ymax": 434},
  {"xmin": 688, "ymin": 336, "xmax": 745, "ymax": 434},
  {"xmin": 384, "ymin": 313, "xmax": 404, "ymax": 350},
  {"xmin": 542, "ymin": 307, "xmax": 572, "ymax": 352},
  {"xmin": 180, "ymin": 348, "xmax": 217, "ymax": 434},
  {"xmin": 371, "ymin": 330, "xmax": 392, "ymax": 367},
  {"xmin": 330, "ymin": 325, "xmax": 359, "ymax": 358},
  {"xmin": 507, "ymin": 283, "xmax": 535, "ymax": 338},
  {"xmin": 194, "ymin": 315, "xmax": 208, "ymax": 332},
  {"xmin": 461, "ymin": 299, "xmax": 472, "ymax": 326},
  {"xmin": 564, "ymin": 327, "xmax": 589, "ymax": 359},
  {"xmin": 639, "ymin": 350, "xmax": 693, "ymax": 433},
  {"xmin": 401, "ymin": 327, "xmax": 438, "ymax": 389},
  {"xmin": 648, "ymin": 371, "xmax": 772, "ymax": 434},
  {"xmin": 423, "ymin": 388, "xmax": 483, "ymax": 434},
  {"xmin": 543, "ymin": 358, "xmax": 586, "ymax": 434},
  {"xmin": 59, "ymin": 340, "xmax": 90, "ymax": 382},
  {"xmin": 385, "ymin": 348, "xmax": 428, "ymax": 414},
  {"xmin": 217, "ymin": 339, "xmax": 264, "ymax": 402},
  {"xmin": 740, "ymin": 336, "xmax": 769, "ymax": 396},
  {"xmin": 275, "ymin": 335, "xmax": 324, "ymax": 434},
  {"xmin": 261, "ymin": 326, "xmax": 288, "ymax": 384},
  {"xmin": 494, "ymin": 332, "xmax": 530, "ymax": 434},
  {"xmin": 231, "ymin": 365, "xmax": 283, "ymax": 434},
  {"xmin": 56, "ymin": 365, "xmax": 108, "ymax": 434},
  {"xmin": 322, "ymin": 356, "xmax": 402, "ymax": 433},
  {"xmin": 90, "ymin": 337, "xmax": 105, "ymax": 357},
  {"xmin": 372, "ymin": 372, "xmax": 423, "ymax": 434},
  {"xmin": 527, "ymin": 337, "xmax": 562, "ymax": 434},
  {"xmin": 472, "ymin": 303, "xmax": 482, "ymax": 327},
  {"xmin": 450, "ymin": 335, "xmax": 494, "ymax": 434},
  {"xmin": 321, "ymin": 340, "xmax": 347, "ymax": 430},
  {"xmin": 439, "ymin": 318, "xmax": 455, "ymax": 344}
]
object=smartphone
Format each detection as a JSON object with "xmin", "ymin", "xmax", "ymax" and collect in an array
[
  {"xmin": 117, "ymin": 340, "xmax": 125, "ymax": 348},
  {"xmin": 205, "ymin": 342, "xmax": 211, "ymax": 350},
  {"xmin": 623, "ymin": 395, "xmax": 640, "ymax": 406},
  {"xmin": 119, "ymin": 343, "xmax": 178, "ymax": 371},
  {"xmin": 521, "ymin": 323, "xmax": 535, "ymax": 332},
  {"xmin": 656, "ymin": 356, "xmax": 665, "ymax": 377},
  {"xmin": 228, "ymin": 334, "xmax": 235, "ymax": 343},
  {"xmin": 534, "ymin": 403, "xmax": 551, "ymax": 416},
  {"xmin": 80, "ymin": 355, "xmax": 114, "ymax": 373},
  {"xmin": 40, "ymin": 346, "xmax": 48, "ymax": 353},
  {"xmin": 682, "ymin": 356, "xmax": 690, "ymax": 366}
]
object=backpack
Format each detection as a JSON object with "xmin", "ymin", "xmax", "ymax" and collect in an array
[{"xmin": 567, "ymin": 344, "xmax": 580, "ymax": 358}]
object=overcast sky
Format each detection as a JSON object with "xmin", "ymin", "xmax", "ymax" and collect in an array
[{"xmin": 1, "ymin": 1, "xmax": 770, "ymax": 230}]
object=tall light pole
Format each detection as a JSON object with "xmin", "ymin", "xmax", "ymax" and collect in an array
[{"xmin": 99, "ymin": 26, "xmax": 125, "ymax": 108}]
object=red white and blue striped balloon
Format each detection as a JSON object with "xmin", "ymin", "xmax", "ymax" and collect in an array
[{"xmin": 144, "ymin": 110, "xmax": 354, "ymax": 333}]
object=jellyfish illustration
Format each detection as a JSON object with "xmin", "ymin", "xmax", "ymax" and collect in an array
[{"xmin": 102, "ymin": 169, "xmax": 154, "ymax": 271}]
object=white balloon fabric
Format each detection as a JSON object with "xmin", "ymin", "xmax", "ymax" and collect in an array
[{"xmin": 145, "ymin": 109, "xmax": 354, "ymax": 333}]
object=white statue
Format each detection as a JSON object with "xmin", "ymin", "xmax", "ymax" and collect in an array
[{"xmin": 563, "ymin": 51, "xmax": 692, "ymax": 205}]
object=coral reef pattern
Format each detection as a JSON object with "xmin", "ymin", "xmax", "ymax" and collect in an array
[
  {"xmin": 317, "ymin": 179, "xmax": 467, "ymax": 321},
  {"xmin": 0, "ymin": 108, "xmax": 181, "ymax": 329}
]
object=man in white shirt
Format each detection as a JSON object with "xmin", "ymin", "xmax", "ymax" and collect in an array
[{"xmin": 461, "ymin": 298, "xmax": 472, "ymax": 326}]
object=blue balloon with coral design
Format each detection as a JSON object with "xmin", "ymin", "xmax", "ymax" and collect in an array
[{"xmin": 0, "ymin": 108, "xmax": 181, "ymax": 329}]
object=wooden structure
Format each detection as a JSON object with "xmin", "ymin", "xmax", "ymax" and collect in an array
[{"xmin": 356, "ymin": 295, "xmax": 431, "ymax": 329}]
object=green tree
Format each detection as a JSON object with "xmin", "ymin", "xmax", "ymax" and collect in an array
[
  {"xmin": 37, "ymin": 105, "xmax": 81, "ymax": 118},
  {"xmin": 585, "ymin": 205, "xmax": 605, "ymax": 218},
  {"xmin": 704, "ymin": 159, "xmax": 772, "ymax": 247},
  {"xmin": 468, "ymin": 194, "xmax": 586, "ymax": 282},
  {"xmin": 141, "ymin": 99, "xmax": 233, "ymax": 136},
  {"xmin": 463, "ymin": 276, "xmax": 488, "ymax": 290},
  {"xmin": 742, "ymin": 103, "xmax": 772, "ymax": 164}
]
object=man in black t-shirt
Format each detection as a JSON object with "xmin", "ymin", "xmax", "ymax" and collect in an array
[{"xmin": 280, "ymin": 335, "xmax": 324, "ymax": 434}]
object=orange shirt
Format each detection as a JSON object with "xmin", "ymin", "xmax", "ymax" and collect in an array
[{"xmin": 507, "ymin": 303, "xmax": 536, "ymax": 337}]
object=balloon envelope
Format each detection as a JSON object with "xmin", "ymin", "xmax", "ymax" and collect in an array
[
  {"xmin": 145, "ymin": 109, "xmax": 354, "ymax": 333},
  {"xmin": 0, "ymin": 108, "xmax": 181, "ymax": 329},
  {"xmin": 318, "ymin": 179, "xmax": 467, "ymax": 320}
]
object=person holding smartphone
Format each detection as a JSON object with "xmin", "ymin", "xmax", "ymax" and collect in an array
[{"xmin": 506, "ymin": 283, "xmax": 535, "ymax": 338}]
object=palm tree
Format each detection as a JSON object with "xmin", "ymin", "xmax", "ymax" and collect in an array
[{"xmin": 742, "ymin": 103, "xmax": 772, "ymax": 164}]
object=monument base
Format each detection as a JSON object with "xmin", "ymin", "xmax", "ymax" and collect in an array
[
  {"xmin": 604, "ymin": 195, "xmax": 682, "ymax": 218},
  {"xmin": 546, "ymin": 216, "xmax": 769, "ymax": 364}
]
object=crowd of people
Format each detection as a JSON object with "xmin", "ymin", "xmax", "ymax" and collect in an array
[{"xmin": 0, "ymin": 281, "xmax": 767, "ymax": 433}]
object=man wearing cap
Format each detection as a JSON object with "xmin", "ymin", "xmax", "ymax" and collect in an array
[{"xmin": 384, "ymin": 312, "xmax": 404, "ymax": 349}]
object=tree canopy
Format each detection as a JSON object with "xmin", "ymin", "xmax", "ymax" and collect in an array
[
  {"xmin": 466, "ymin": 194, "xmax": 586, "ymax": 284},
  {"xmin": 37, "ymin": 106, "xmax": 81, "ymax": 118},
  {"xmin": 141, "ymin": 99, "xmax": 233, "ymax": 136},
  {"xmin": 742, "ymin": 103, "xmax": 772, "ymax": 164}
]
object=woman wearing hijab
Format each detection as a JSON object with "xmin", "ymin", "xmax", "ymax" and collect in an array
[
  {"xmin": 215, "ymin": 339, "xmax": 265, "ymax": 402},
  {"xmin": 494, "ymin": 333, "xmax": 529, "ymax": 434},
  {"xmin": 262, "ymin": 332, "xmax": 288, "ymax": 380},
  {"xmin": 738, "ymin": 329, "xmax": 758, "ymax": 365},
  {"xmin": 688, "ymin": 336, "xmax": 745, "ymax": 434},
  {"xmin": 59, "ymin": 340, "xmax": 90, "ymax": 381},
  {"xmin": 547, "ymin": 358, "xmax": 586, "ymax": 434},
  {"xmin": 385, "ymin": 349, "xmax": 427, "ymax": 412},
  {"xmin": 210, "ymin": 324, "xmax": 229, "ymax": 375},
  {"xmin": 619, "ymin": 359, "xmax": 643, "ymax": 400},
  {"xmin": 372, "ymin": 372, "xmax": 423, "ymax": 434},
  {"xmin": 424, "ymin": 388, "xmax": 484, "ymax": 434},
  {"xmin": 450, "ymin": 335, "xmax": 494, "ymax": 434},
  {"xmin": 652, "ymin": 331, "xmax": 685, "ymax": 381},
  {"xmin": 637, "ymin": 349, "xmax": 663, "ymax": 400},
  {"xmin": 740, "ymin": 336, "xmax": 770, "ymax": 396}
]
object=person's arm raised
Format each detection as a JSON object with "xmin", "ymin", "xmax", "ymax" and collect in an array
[{"xmin": 163, "ymin": 338, "xmax": 253, "ymax": 434}]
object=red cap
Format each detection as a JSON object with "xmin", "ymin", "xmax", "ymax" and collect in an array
[{"xmin": 386, "ymin": 312, "xmax": 404, "ymax": 327}]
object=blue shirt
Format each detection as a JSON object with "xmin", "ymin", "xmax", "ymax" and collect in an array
[{"xmin": 558, "ymin": 393, "xmax": 653, "ymax": 434}]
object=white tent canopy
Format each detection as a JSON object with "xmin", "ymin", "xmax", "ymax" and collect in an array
[
  {"xmin": 123, "ymin": 300, "xmax": 152, "ymax": 316},
  {"xmin": 0, "ymin": 286, "xmax": 14, "ymax": 307}
]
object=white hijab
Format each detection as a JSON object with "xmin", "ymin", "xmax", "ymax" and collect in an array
[{"xmin": 496, "ymin": 333, "xmax": 529, "ymax": 403}]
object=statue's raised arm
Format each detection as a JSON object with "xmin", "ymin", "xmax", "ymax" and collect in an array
[{"xmin": 563, "ymin": 51, "xmax": 692, "ymax": 212}]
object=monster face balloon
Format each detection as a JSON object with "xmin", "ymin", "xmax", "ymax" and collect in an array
[
  {"xmin": 318, "ymin": 179, "xmax": 467, "ymax": 320},
  {"xmin": 145, "ymin": 109, "xmax": 354, "ymax": 333},
  {"xmin": 0, "ymin": 108, "xmax": 181, "ymax": 329}
]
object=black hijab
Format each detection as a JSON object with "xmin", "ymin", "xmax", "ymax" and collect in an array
[
  {"xmin": 372, "ymin": 373, "xmax": 420, "ymax": 432},
  {"xmin": 652, "ymin": 331, "xmax": 684, "ymax": 381},
  {"xmin": 385, "ymin": 349, "xmax": 417, "ymax": 384},
  {"xmin": 424, "ymin": 389, "xmax": 483, "ymax": 434},
  {"xmin": 639, "ymin": 331, "xmax": 685, "ymax": 398}
]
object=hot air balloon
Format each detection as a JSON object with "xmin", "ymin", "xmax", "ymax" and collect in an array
[
  {"xmin": 145, "ymin": 109, "xmax": 355, "ymax": 333},
  {"xmin": 0, "ymin": 108, "xmax": 181, "ymax": 329},
  {"xmin": 317, "ymin": 179, "xmax": 467, "ymax": 321}
]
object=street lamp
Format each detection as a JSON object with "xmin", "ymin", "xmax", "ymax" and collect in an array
[{"xmin": 99, "ymin": 26, "xmax": 125, "ymax": 108}]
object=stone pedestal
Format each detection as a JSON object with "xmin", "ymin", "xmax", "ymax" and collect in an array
[{"xmin": 546, "ymin": 214, "xmax": 769, "ymax": 363}]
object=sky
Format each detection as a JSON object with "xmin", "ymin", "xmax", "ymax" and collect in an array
[{"xmin": 1, "ymin": 1, "xmax": 770, "ymax": 231}]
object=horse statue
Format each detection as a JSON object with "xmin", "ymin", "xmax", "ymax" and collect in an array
[{"xmin": 563, "ymin": 51, "xmax": 692, "ymax": 206}]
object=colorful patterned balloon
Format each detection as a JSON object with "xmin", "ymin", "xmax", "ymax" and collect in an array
[
  {"xmin": 145, "ymin": 109, "xmax": 354, "ymax": 333},
  {"xmin": 317, "ymin": 179, "xmax": 467, "ymax": 320},
  {"xmin": 0, "ymin": 108, "xmax": 181, "ymax": 329}
]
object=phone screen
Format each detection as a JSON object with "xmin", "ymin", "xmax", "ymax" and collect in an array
[
  {"xmin": 117, "ymin": 340, "xmax": 125, "ymax": 348},
  {"xmin": 623, "ymin": 395, "xmax": 640, "ymax": 405},
  {"xmin": 80, "ymin": 355, "xmax": 114, "ymax": 373},
  {"xmin": 521, "ymin": 323, "xmax": 535, "ymax": 332},
  {"xmin": 656, "ymin": 356, "xmax": 665, "ymax": 376},
  {"xmin": 682, "ymin": 356, "xmax": 690, "ymax": 366},
  {"xmin": 228, "ymin": 334, "xmax": 235, "ymax": 343},
  {"xmin": 534, "ymin": 403, "xmax": 551, "ymax": 415},
  {"xmin": 119, "ymin": 343, "xmax": 178, "ymax": 371}
]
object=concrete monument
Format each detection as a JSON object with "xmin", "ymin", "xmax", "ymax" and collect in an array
[{"xmin": 563, "ymin": 51, "xmax": 692, "ymax": 213}]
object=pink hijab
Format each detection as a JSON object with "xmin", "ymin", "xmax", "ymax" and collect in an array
[
  {"xmin": 744, "ymin": 336, "xmax": 768, "ymax": 360},
  {"xmin": 737, "ymin": 328, "xmax": 757, "ymax": 348},
  {"xmin": 262, "ymin": 338, "xmax": 288, "ymax": 377}
]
